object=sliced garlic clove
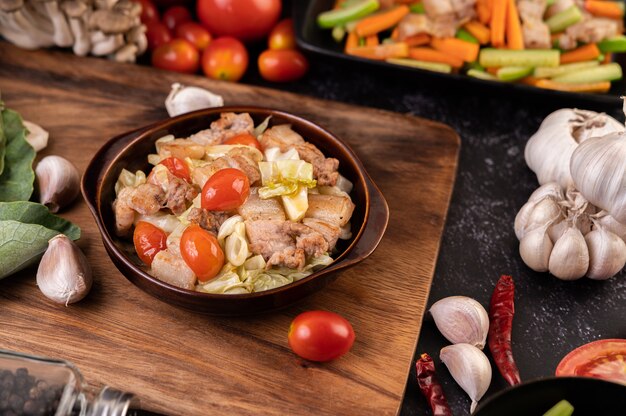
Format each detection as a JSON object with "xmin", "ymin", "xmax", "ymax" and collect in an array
[
  {"xmin": 430, "ymin": 296, "xmax": 489, "ymax": 349},
  {"xmin": 514, "ymin": 200, "xmax": 536, "ymax": 240},
  {"xmin": 440, "ymin": 343, "xmax": 492, "ymax": 414},
  {"xmin": 585, "ymin": 227, "xmax": 626, "ymax": 280},
  {"xmin": 35, "ymin": 155, "xmax": 81, "ymax": 213},
  {"xmin": 548, "ymin": 227, "xmax": 589, "ymax": 280},
  {"xmin": 22, "ymin": 120, "xmax": 49, "ymax": 152},
  {"xmin": 520, "ymin": 224, "xmax": 553, "ymax": 272},
  {"xmin": 165, "ymin": 83, "xmax": 224, "ymax": 117}
]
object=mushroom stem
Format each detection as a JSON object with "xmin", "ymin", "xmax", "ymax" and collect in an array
[
  {"xmin": 41, "ymin": 0, "xmax": 74, "ymax": 47},
  {"xmin": 91, "ymin": 32, "xmax": 123, "ymax": 55}
]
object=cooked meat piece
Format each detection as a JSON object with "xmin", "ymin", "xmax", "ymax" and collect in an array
[
  {"xmin": 559, "ymin": 17, "xmax": 622, "ymax": 50},
  {"xmin": 165, "ymin": 175, "xmax": 198, "ymax": 215},
  {"xmin": 238, "ymin": 188, "xmax": 286, "ymax": 221},
  {"xmin": 158, "ymin": 139, "xmax": 205, "ymax": 160},
  {"xmin": 296, "ymin": 142, "xmax": 339, "ymax": 186},
  {"xmin": 191, "ymin": 150, "xmax": 260, "ymax": 188},
  {"xmin": 284, "ymin": 221, "xmax": 329, "ymax": 258},
  {"xmin": 450, "ymin": 0, "xmax": 477, "ymax": 20},
  {"xmin": 397, "ymin": 14, "xmax": 432, "ymax": 40},
  {"xmin": 259, "ymin": 124, "xmax": 305, "ymax": 150},
  {"xmin": 422, "ymin": 0, "xmax": 476, "ymax": 37},
  {"xmin": 523, "ymin": 20, "xmax": 551, "ymax": 49},
  {"xmin": 188, "ymin": 112, "xmax": 254, "ymax": 145},
  {"xmin": 187, "ymin": 208, "xmax": 228, "ymax": 234},
  {"xmin": 228, "ymin": 154, "xmax": 261, "ymax": 185},
  {"xmin": 267, "ymin": 247, "xmax": 306, "ymax": 270},
  {"xmin": 127, "ymin": 183, "xmax": 165, "ymax": 215},
  {"xmin": 545, "ymin": 0, "xmax": 575, "ymax": 18},
  {"xmin": 113, "ymin": 189, "xmax": 136, "ymax": 236},
  {"xmin": 305, "ymin": 194, "xmax": 355, "ymax": 227},
  {"xmin": 302, "ymin": 218, "xmax": 341, "ymax": 250},
  {"xmin": 151, "ymin": 249, "xmax": 196, "ymax": 290},
  {"xmin": 192, "ymin": 157, "xmax": 232, "ymax": 188},
  {"xmin": 423, "ymin": 0, "xmax": 454, "ymax": 16},
  {"xmin": 430, "ymin": 15, "xmax": 458, "ymax": 38},
  {"xmin": 518, "ymin": 0, "xmax": 547, "ymax": 23},
  {"xmin": 245, "ymin": 219, "xmax": 296, "ymax": 259}
]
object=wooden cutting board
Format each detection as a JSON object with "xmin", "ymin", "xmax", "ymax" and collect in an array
[{"xmin": 0, "ymin": 42, "xmax": 459, "ymax": 416}]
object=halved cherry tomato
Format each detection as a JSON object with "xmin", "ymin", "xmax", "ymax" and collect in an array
[
  {"xmin": 133, "ymin": 0, "xmax": 159, "ymax": 23},
  {"xmin": 133, "ymin": 221, "xmax": 167, "ymax": 266},
  {"xmin": 288, "ymin": 311, "xmax": 355, "ymax": 362},
  {"xmin": 159, "ymin": 156, "xmax": 191, "ymax": 182},
  {"xmin": 175, "ymin": 22, "xmax": 212, "ymax": 50},
  {"xmin": 556, "ymin": 339, "xmax": 626, "ymax": 384},
  {"xmin": 152, "ymin": 39, "xmax": 199, "ymax": 73},
  {"xmin": 180, "ymin": 224, "xmax": 224, "ymax": 282},
  {"xmin": 258, "ymin": 49, "xmax": 309, "ymax": 83},
  {"xmin": 224, "ymin": 133, "xmax": 261, "ymax": 150},
  {"xmin": 268, "ymin": 18, "xmax": 296, "ymax": 50},
  {"xmin": 201, "ymin": 37, "xmax": 249, "ymax": 82},
  {"xmin": 162, "ymin": 5, "xmax": 192, "ymax": 32},
  {"xmin": 146, "ymin": 21, "xmax": 172, "ymax": 51},
  {"xmin": 201, "ymin": 168, "xmax": 250, "ymax": 211}
]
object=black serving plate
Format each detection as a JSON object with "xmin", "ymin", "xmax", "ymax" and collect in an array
[{"xmin": 294, "ymin": 0, "xmax": 626, "ymax": 107}]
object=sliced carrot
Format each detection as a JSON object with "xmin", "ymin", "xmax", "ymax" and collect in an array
[
  {"xmin": 464, "ymin": 21, "xmax": 491, "ymax": 45},
  {"xmin": 520, "ymin": 76, "xmax": 541, "ymax": 86},
  {"xmin": 603, "ymin": 52, "xmax": 613, "ymax": 64},
  {"xmin": 355, "ymin": 5, "xmax": 410, "ymax": 37},
  {"xmin": 345, "ymin": 31, "xmax": 359, "ymax": 52},
  {"xmin": 560, "ymin": 43, "xmax": 600, "ymax": 64},
  {"xmin": 431, "ymin": 37, "xmax": 480, "ymax": 62},
  {"xmin": 506, "ymin": 0, "xmax": 524, "ymax": 50},
  {"xmin": 477, "ymin": 0, "xmax": 492, "ymax": 25},
  {"xmin": 404, "ymin": 33, "xmax": 431, "ymax": 47},
  {"xmin": 408, "ymin": 47, "xmax": 464, "ymax": 68},
  {"xmin": 584, "ymin": 0, "xmax": 624, "ymax": 19},
  {"xmin": 491, "ymin": 0, "xmax": 507, "ymax": 47},
  {"xmin": 391, "ymin": 27, "xmax": 400, "ymax": 41},
  {"xmin": 346, "ymin": 42, "xmax": 409, "ymax": 60},
  {"xmin": 535, "ymin": 79, "xmax": 611, "ymax": 93},
  {"xmin": 486, "ymin": 67, "xmax": 499, "ymax": 75},
  {"xmin": 366, "ymin": 35, "xmax": 379, "ymax": 46}
]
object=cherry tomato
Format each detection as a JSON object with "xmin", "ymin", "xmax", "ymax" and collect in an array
[
  {"xmin": 145, "ymin": 21, "xmax": 172, "ymax": 51},
  {"xmin": 162, "ymin": 5, "xmax": 193, "ymax": 32},
  {"xmin": 201, "ymin": 168, "xmax": 250, "ymax": 211},
  {"xmin": 258, "ymin": 49, "xmax": 309, "ymax": 83},
  {"xmin": 224, "ymin": 133, "xmax": 261, "ymax": 150},
  {"xmin": 159, "ymin": 156, "xmax": 191, "ymax": 182},
  {"xmin": 152, "ymin": 39, "xmax": 199, "ymax": 73},
  {"xmin": 133, "ymin": 221, "xmax": 167, "ymax": 266},
  {"xmin": 201, "ymin": 37, "xmax": 248, "ymax": 82},
  {"xmin": 268, "ymin": 18, "xmax": 296, "ymax": 50},
  {"xmin": 133, "ymin": 0, "xmax": 159, "ymax": 23},
  {"xmin": 175, "ymin": 22, "xmax": 212, "ymax": 50},
  {"xmin": 180, "ymin": 224, "xmax": 224, "ymax": 282},
  {"xmin": 197, "ymin": 0, "xmax": 281, "ymax": 42},
  {"xmin": 288, "ymin": 311, "xmax": 355, "ymax": 362},
  {"xmin": 556, "ymin": 339, "xmax": 626, "ymax": 384}
]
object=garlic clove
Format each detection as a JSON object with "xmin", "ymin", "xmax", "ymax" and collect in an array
[
  {"xmin": 528, "ymin": 182, "xmax": 563, "ymax": 203},
  {"xmin": 524, "ymin": 197, "xmax": 562, "ymax": 235},
  {"xmin": 22, "ymin": 120, "xmax": 49, "ymax": 152},
  {"xmin": 430, "ymin": 296, "xmax": 489, "ymax": 349},
  {"xmin": 519, "ymin": 224, "xmax": 553, "ymax": 272},
  {"xmin": 548, "ymin": 219, "xmax": 568, "ymax": 243},
  {"xmin": 440, "ymin": 343, "xmax": 492, "ymax": 414},
  {"xmin": 514, "ymin": 200, "xmax": 536, "ymax": 240},
  {"xmin": 35, "ymin": 155, "xmax": 81, "ymax": 213},
  {"xmin": 548, "ymin": 227, "xmax": 589, "ymax": 280},
  {"xmin": 37, "ymin": 234, "xmax": 92, "ymax": 305},
  {"xmin": 595, "ymin": 213, "xmax": 626, "ymax": 242},
  {"xmin": 165, "ymin": 83, "xmax": 224, "ymax": 117},
  {"xmin": 585, "ymin": 227, "xmax": 626, "ymax": 280}
]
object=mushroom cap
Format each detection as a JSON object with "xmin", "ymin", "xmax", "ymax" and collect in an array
[
  {"xmin": 88, "ymin": 9, "xmax": 135, "ymax": 33},
  {"xmin": 62, "ymin": 0, "xmax": 88, "ymax": 17},
  {"xmin": 0, "ymin": 0, "xmax": 24, "ymax": 12},
  {"xmin": 113, "ymin": 0, "xmax": 141, "ymax": 17}
]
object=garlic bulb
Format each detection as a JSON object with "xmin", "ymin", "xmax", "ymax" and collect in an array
[
  {"xmin": 35, "ymin": 155, "xmax": 81, "ymax": 213},
  {"xmin": 37, "ymin": 234, "xmax": 92, "ymax": 305},
  {"xmin": 585, "ymin": 226, "xmax": 626, "ymax": 280},
  {"xmin": 165, "ymin": 83, "xmax": 224, "ymax": 117},
  {"xmin": 22, "ymin": 120, "xmax": 49, "ymax": 152},
  {"xmin": 430, "ymin": 296, "xmax": 489, "ymax": 349},
  {"xmin": 519, "ymin": 223, "xmax": 553, "ymax": 272},
  {"xmin": 525, "ymin": 109, "xmax": 623, "ymax": 189},
  {"xmin": 440, "ymin": 343, "xmax": 492, "ymax": 414},
  {"xmin": 548, "ymin": 226, "xmax": 589, "ymax": 280}
]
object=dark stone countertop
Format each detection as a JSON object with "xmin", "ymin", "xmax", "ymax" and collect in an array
[{"xmin": 245, "ymin": 53, "xmax": 626, "ymax": 415}]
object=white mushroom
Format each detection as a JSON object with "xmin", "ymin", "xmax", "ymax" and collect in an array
[
  {"xmin": 32, "ymin": 0, "xmax": 73, "ymax": 47},
  {"xmin": 90, "ymin": 32, "xmax": 123, "ymax": 55},
  {"xmin": 125, "ymin": 23, "xmax": 147, "ymax": 55},
  {"xmin": 61, "ymin": 0, "xmax": 90, "ymax": 56},
  {"xmin": 112, "ymin": 42, "xmax": 137, "ymax": 62},
  {"xmin": 88, "ymin": 8, "xmax": 135, "ymax": 34},
  {"xmin": 0, "ymin": 0, "xmax": 55, "ymax": 49}
]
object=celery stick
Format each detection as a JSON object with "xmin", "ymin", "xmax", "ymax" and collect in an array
[
  {"xmin": 546, "ymin": 6, "xmax": 582, "ymax": 33},
  {"xmin": 332, "ymin": 26, "xmax": 346, "ymax": 43},
  {"xmin": 467, "ymin": 69, "xmax": 498, "ymax": 80},
  {"xmin": 480, "ymin": 48, "xmax": 560, "ymax": 68},
  {"xmin": 534, "ymin": 60, "xmax": 600, "ymax": 78},
  {"xmin": 598, "ymin": 36, "xmax": 626, "ymax": 53},
  {"xmin": 386, "ymin": 59, "xmax": 452, "ymax": 73},
  {"xmin": 409, "ymin": 2, "xmax": 425, "ymax": 14},
  {"xmin": 552, "ymin": 63, "xmax": 622, "ymax": 83},
  {"xmin": 456, "ymin": 28, "xmax": 479, "ymax": 44},
  {"xmin": 317, "ymin": 0, "xmax": 380, "ymax": 29},
  {"xmin": 542, "ymin": 400, "xmax": 574, "ymax": 416},
  {"xmin": 497, "ymin": 66, "xmax": 533, "ymax": 81},
  {"xmin": 466, "ymin": 61, "xmax": 485, "ymax": 71}
]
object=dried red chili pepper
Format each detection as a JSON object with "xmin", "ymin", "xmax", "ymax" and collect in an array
[
  {"xmin": 488, "ymin": 274, "xmax": 521, "ymax": 385},
  {"xmin": 416, "ymin": 353, "xmax": 452, "ymax": 416}
]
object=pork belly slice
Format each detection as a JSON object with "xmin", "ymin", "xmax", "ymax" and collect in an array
[
  {"xmin": 305, "ymin": 194, "xmax": 355, "ymax": 228},
  {"xmin": 189, "ymin": 112, "xmax": 254, "ymax": 145},
  {"xmin": 187, "ymin": 208, "xmax": 229, "ymax": 234},
  {"xmin": 191, "ymin": 149, "xmax": 261, "ymax": 188},
  {"xmin": 238, "ymin": 188, "xmax": 286, "ymax": 221},
  {"xmin": 157, "ymin": 139, "xmax": 205, "ymax": 160},
  {"xmin": 151, "ymin": 249, "xmax": 196, "ymax": 290},
  {"xmin": 113, "ymin": 184, "xmax": 165, "ymax": 236},
  {"xmin": 302, "ymin": 218, "xmax": 341, "ymax": 250}
]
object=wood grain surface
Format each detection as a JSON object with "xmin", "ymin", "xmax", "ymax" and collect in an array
[{"xmin": 0, "ymin": 42, "xmax": 459, "ymax": 416}]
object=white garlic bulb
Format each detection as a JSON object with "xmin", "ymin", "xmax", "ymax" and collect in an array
[
  {"xmin": 585, "ymin": 226, "xmax": 626, "ymax": 280},
  {"xmin": 165, "ymin": 83, "xmax": 224, "ymax": 117},
  {"xmin": 430, "ymin": 296, "xmax": 489, "ymax": 349},
  {"xmin": 548, "ymin": 226, "xmax": 589, "ymax": 280},
  {"xmin": 520, "ymin": 223, "xmax": 553, "ymax": 272},
  {"xmin": 440, "ymin": 344, "xmax": 492, "ymax": 414},
  {"xmin": 35, "ymin": 155, "xmax": 81, "ymax": 213}
]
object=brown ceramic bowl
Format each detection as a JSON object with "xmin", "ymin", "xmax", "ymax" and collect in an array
[{"xmin": 82, "ymin": 107, "xmax": 388, "ymax": 315}]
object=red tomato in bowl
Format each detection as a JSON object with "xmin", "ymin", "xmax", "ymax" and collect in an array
[
  {"xmin": 201, "ymin": 168, "xmax": 250, "ymax": 211},
  {"xmin": 162, "ymin": 5, "xmax": 193, "ymax": 32},
  {"xmin": 268, "ymin": 18, "xmax": 296, "ymax": 50},
  {"xmin": 159, "ymin": 157, "xmax": 191, "ymax": 182},
  {"xmin": 133, "ymin": 0, "xmax": 159, "ymax": 23},
  {"xmin": 180, "ymin": 225, "xmax": 224, "ymax": 282},
  {"xmin": 224, "ymin": 133, "xmax": 261, "ymax": 150},
  {"xmin": 175, "ymin": 22, "xmax": 212, "ymax": 50},
  {"xmin": 133, "ymin": 221, "xmax": 167, "ymax": 266},
  {"xmin": 556, "ymin": 339, "xmax": 626, "ymax": 384},
  {"xmin": 258, "ymin": 49, "xmax": 308, "ymax": 82},
  {"xmin": 196, "ymin": 0, "xmax": 281, "ymax": 42},
  {"xmin": 152, "ymin": 39, "xmax": 199, "ymax": 73},
  {"xmin": 201, "ymin": 37, "xmax": 249, "ymax": 82},
  {"xmin": 288, "ymin": 311, "xmax": 355, "ymax": 362},
  {"xmin": 146, "ymin": 21, "xmax": 171, "ymax": 51}
]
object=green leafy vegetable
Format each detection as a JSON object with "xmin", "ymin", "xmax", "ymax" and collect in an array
[
  {"xmin": 0, "ymin": 220, "xmax": 61, "ymax": 279},
  {"xmin": 0, "ymin": 202, "xmax": 80, "ymax": 240},
  {"xmin": 0, "ymin": 108, "xmax": 35, "ymax": 201}
]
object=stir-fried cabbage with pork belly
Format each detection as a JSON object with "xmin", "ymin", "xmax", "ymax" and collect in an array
[{"xmin": 112, "ymin": 113, "xmax": 355, "ymax": 294}]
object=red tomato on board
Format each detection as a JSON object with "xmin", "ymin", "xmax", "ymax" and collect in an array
[
  {"xmin": 152, "ymin": 39, "xmax": 199, "ymax": 73},
  {"xmin": 288, "ymin": 311, "xmax": 356, "ymax": 362},
  {"xmin": 175, "ymin": 22, "xmax": 212, "ymax": 50},
  {"xmin": 133, "ymin": 221, "xmax": 167, "ymax": 266},
  {"xmin": 196, "ymin": 0, "xmax": 281, "ymax": 42},
  {"xmin": 258, "ymin": 49, "xmax": 309, "ymax": 83},
  {"xmin": 159, "ymin": 157, "xmax": 191, "ymax": 182},
  {"xmin": 201, "ymin": 37, "xmax": 249, "ymax": 82},
  {"xmin": 268, "ymin": 18, "xmax": 296, "ymax": 50},
  {"xmin": 146, "ymin": 21, "xmax": 172, "ymax": 51},
  {"xmin": 162, "ymin": 5, "xmax": 193, "ymax": 32},
  {"xmin": 556, "ymin": 339, "xmax": 626, "ymax": 384},
  {"xmin": 180, "ymin": 224, "xmax": 224, "ymax": 282},
  {"xmin": 201, "ymin": 168, "xmax": 250, "ymax": 211},
  {"xmin": 133, "ymin": 0, "xmax": 160, "ymax": 23},
  {"xmin": 224, "ymin": 133, "xmax": 262, "ymax": 150}
]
